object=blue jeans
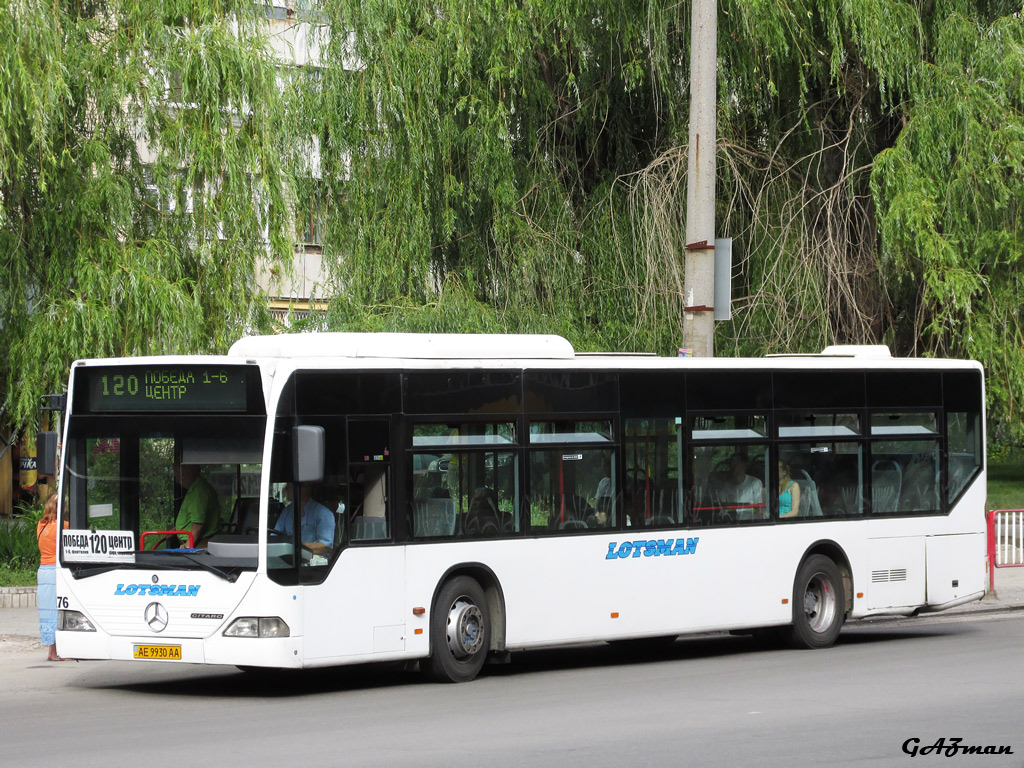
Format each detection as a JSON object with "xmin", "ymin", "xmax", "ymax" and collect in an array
[{"xmin": 37, "ymin": 564, "xmax": 57, "ymax": 645}]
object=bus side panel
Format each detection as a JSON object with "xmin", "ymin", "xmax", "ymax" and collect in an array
[
  {"xmin": 483, "ymin": 530, "xmax": 792, "ymax": 646},
  {"xmin": 302, "ymin": 546, "xmax": 407, "ymax": 661},
  {"xmin": 205, "ymin": 576, "xmax": 304, "ymax": 668},
  {"xmin": 925, "ymin": 533, "xmax": 986, "ymax": 607},
  {"xmin": 864, "ymin": 536, "xmax": 925, "ymax": 610},
  {"xmin": 945, "ymin": 475, "xmax": 988, "ymax": 535},
  {"xmin": 404, "ymin": 525, "xmax": 876, "ymax": 651}
]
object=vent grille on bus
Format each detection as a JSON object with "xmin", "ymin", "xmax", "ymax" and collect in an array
[{"xmin": 871, "ymin": 569, "xmax": 908, "ymax": 583}]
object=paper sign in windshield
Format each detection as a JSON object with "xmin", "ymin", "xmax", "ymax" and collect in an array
[{"xmin": 63, "ymin": 530, "xmax": 136, "ymax": 563}]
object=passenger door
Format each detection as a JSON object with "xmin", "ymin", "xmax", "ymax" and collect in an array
[{"xmin": 304, "ymin": 418, "xmax": 407, "ymax": 660}]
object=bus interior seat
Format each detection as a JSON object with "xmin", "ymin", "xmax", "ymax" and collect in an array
[
  {"xmin": 230, "ymin": 497, "xmax": 262, "ymax": 536},
  {"xmin": 414, "ymin": 498, "xmax": 457, "ymax": 537},
  {"xmin": 465, "ymin": 508, "xmax": 515, "ymax": 537},
  {"xmin": 463, "ymin": 487, "xmax": 499, "ymax": 536},
  {"xmin": 549, "ymin": 495, "xmax": 593, "ymax": 529},
  {"xmin": 707, "ymin": 476, "xmax": 747, "ymax": 524},
  {"xmin": 948, "ymin": 456, "xmax": 973, "ymax": 496},
  {"xmin": 466, "ymin": 517, "xmax": 501, "ymax": 536},
  {"xmin": 559, "ymin": 519, "xmax": 588, "ymax": 530},
  {"xmin": 795, "ymin": 471, "xmax": 823, "ymax": 517},
  {"xmin": 707, "ymin": 471, "xmax": 732, "ymax": 505},
  {"xmin": 654, "ymin": 487, "xmax": 677, "ymax": 520},
  {"xmin": 871, "ymin": 460, "xmax": 902, "ymax": 514},
  {"xmin": 351, "ymin": 516, "xmax": 387, "ymax": 540},
  {"xmin": 649, "ymin": 514, "xmax": 675, "ymax": 527},
  {"xmin": 838, "ymin": 485, "xmax": 863, "ymax": 515},
  {"xmin": 712, "ymin": 458, "xmax": 732, "ymax": 474},
  {"xmin": 900, "ymin": 457, "xmax": 938, "ymax": 510}
]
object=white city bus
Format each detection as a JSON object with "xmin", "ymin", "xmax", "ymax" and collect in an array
[{"xmin": 54, "ymin": 334, "xmax": 986, "ymax": 682}]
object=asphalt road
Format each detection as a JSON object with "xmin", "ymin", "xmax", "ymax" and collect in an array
[{"xmin": 3, "ymin": 612, "xmax": 1022, "ymax": 768}]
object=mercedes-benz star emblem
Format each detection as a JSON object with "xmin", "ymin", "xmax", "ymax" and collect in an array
[{"xmin": 145, "ymin": 602, "xmax": 169, "ymax": 633}]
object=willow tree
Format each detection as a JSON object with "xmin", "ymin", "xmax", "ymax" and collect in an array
[
  {"xmin": 0, "ymin": 0, "xmax": 294, "ymax": 430},
  {"xmin": 6, "ymin": 1, "xmax": 1023, "ymax": 441},
  {"xmin": 303, "ymin": 0, "xmax": 1024, "ymax": 440},
  {"xmin": 871, "ymin": 8, "xmax": 1024, "ymax": 441},
  {"xmin": 298, "ymin": 0, "xmax": 689, "ymax": 349}
]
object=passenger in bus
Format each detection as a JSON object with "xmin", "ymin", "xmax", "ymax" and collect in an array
[
  {"xmin": 619, "ymin": 477, "xmax": 643, "ymax": 527},
  {"xmin": 778, "ymin": 460, "xmax": 801, "ymax": 519},
  {"xmin": 274, "ymin": 483, "xmax": 335, "ymax": 555},
  {"xmin": 161, "ymin": 464, "xmax": 221, "ymax": 548},
  {"xmin": 716, "ymin": 452, "xmax": 766, "ymax": 521}
]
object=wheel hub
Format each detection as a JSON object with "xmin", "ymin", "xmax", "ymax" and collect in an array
[
  {"xmin": 804, "ymin": 574, "xmax": 837, "ymax": 633},
  {"xmin": 446, "ymin": 598, "xmax": 484, "ymax": 658}
]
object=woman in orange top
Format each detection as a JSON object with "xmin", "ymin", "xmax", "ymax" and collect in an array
[{"xmin": 36, "ymin": 492, "xmax": 63, "ymax": 661}]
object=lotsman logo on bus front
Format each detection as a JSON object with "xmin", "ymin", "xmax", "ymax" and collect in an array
[
  {"xmin": 114, "ymin": 584, "xmax": 200, "ymax": 597},
  {"xmin": 605, "ymin": 538, "xmax": 699, "ymax": 559}
]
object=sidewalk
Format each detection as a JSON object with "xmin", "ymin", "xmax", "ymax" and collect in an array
[
  {"xmin": 945, "ymin": 563, "xmax": 1024, "ymax": 615},
  {"xmin": 2, "ymin": 566, "xmax": 1022, "ymax": 653},
  {"xmin": 0, "ymin": 587, "xmax": 44, "ymax": 653}
]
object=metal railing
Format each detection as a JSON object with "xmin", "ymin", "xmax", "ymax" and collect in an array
[{"xmin": 987, "ymin": 509, "xmax": 1024, "ymax": 592}]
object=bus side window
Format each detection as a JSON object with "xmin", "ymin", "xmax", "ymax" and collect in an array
[
  {"xmin": 868, "ymin": 413, "xmax": 939, "ymax": 515},
  {"xmin": 347, "ymin": 419, "xmax": 391, "ymax": 542},
  {"xmin": 947, "ymin": 410, "xmax": 981, "ymax": 503},
  {"xmin": 350, "ymin": 466, "xmax": 389, "ymax": 540},
  {"xmin": 691, "ymin": 444, "xmax": 768, "ymax": 526}
]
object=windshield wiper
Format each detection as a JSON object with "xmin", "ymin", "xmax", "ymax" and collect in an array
[
  {"xmin": 71, "ymin": 553, "xmax": 238, "ymax": 582},
  {"xmin": 178, "ymin": 553, "xmax": 239, "ymax": 582},
  {"xmin": 70, "ymin": 558, "xmax": 195, "ymax": 578},
  {"xmin": 71, "ymin": 564, "xmax": 134, "ymax": 579}
]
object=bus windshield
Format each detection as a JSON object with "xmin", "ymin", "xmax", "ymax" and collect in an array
[{"xmin": 61, "ymin": 412, "xmax": 265, "ymax": 567}]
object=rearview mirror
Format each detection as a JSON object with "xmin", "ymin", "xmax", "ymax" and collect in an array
[
  {"xmin": 37, "ymin": 432, "xmax": 59, "ymax": 477},
  {"xmin": 292, "ymin": 425, "xmax": 324, "ymax": 484}
]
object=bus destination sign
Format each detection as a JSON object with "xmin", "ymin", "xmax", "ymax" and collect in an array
[{"xmin": 84, "ymin": 366, "xmax": 248, "ymax": 413}]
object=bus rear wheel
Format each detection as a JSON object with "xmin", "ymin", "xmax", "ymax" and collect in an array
[
  {"xmin": 425, "ymin": 576, "xmax": 490, "ymax": 683},
  {"xmin": 790, "ymin": 555, "xmax": 845, "ymax": 649}
]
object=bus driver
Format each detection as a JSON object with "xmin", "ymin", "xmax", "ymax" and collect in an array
[{"xmin": 274, "ymin": 484, "xmax": 335, "ymax": 556}]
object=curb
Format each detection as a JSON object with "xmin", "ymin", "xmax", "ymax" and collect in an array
[
  {"xmin": 0, "ymin": 586, "xmax": 38, "ymax": 610},
  {"xmin": 860, "ymin": 602, "xmax": 1024, "ymax": 624}
]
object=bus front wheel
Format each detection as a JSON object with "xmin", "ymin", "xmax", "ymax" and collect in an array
[
  {"xmin": 425, "ymin": 576, "xmax": 490, "ymax": 683},
  {"xmin": 790, "ymin": 555, "xmax": 845, "ymax": 649}
]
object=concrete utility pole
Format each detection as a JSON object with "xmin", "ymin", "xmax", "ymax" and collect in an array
[{"xmin": 682, "ymin": 0, "xmax": 717, "ymax": 357}]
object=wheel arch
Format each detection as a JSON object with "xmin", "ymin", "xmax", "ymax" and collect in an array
[
  {"xmin": 797, "ymin": 540, "xmax": 854, "ymax": 615},
  {"xmin": 430, "ymin": 562, "xmax": 507, "ymax": 652}
]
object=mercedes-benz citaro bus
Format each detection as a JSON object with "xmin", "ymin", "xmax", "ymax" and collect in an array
[{"xmin": 53, "ymin": 333, "xmax": 986, "ymax": 682}]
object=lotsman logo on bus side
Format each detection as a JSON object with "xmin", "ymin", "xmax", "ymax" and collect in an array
[
  {"xmin": 114, "ymin": 584, "xmax": 200, "ymax": 597},
  {"xmin": 605, "ymin": 538, "xmax": 699, "ymax": 559}
]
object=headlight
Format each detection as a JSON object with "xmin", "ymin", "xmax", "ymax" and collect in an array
[
  {"xmin": 223, "ymin": 617, "xmax": 290, "ymax": 638},
  {"xmin": 58, "ymin": 610, "xmax": 96, "ymax": 632}
]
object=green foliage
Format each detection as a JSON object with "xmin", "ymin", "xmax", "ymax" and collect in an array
[
  {"xmin": 986, "ymin": 452, "xmax": 1024, "ymax": 511},
  {"xmin": 296, "ymin": 0, "xmax": 688, "ymax": 355},
  {"xmin": 300, "ymin": 0, "xmax": 1024, "ymax": 441},
  {"xmin": 872, "ymin": 12, "xmax": 1024, "ymax": 441},
  {"xmin": 4, "ymin": 0, "xmax": 1024, "ymax": 445},
  {"xmin": 0, "ymin": 0, "xmax": 294, "ymax": 431},
  {"xmin": 0, "ymin": 503, "xmax": 44, "ymax": 574},
  {"xmin": 0, "ymin": 564, "xmax": 38, "ymax": 588}
]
